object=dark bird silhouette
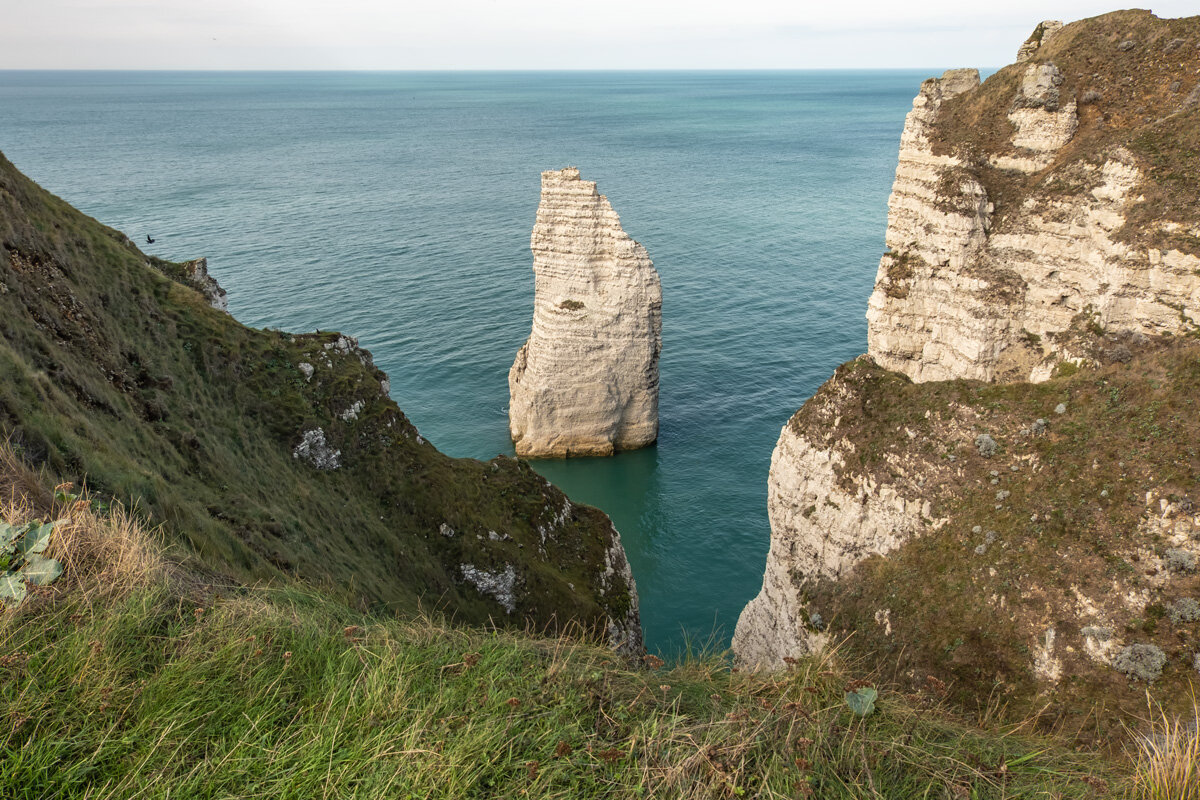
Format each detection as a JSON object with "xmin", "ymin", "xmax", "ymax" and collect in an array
[{"xmin": 146, "ymin": 235, "xmax": 155, "ymax": 244}]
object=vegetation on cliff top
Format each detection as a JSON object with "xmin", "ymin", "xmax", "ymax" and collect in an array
[
  {"xmin": 0, "ymin": 149, "xmax": 634, "ymax": 637},
  {"xmin": 791, "ymin": 342, "xmax": 1200, "ymax": 743},
  {"xmin": 0, "ymin": 451, "xmax": 1123, "ymax": 798},
  {"xmin": 929, "ymin": 10, "xmax": 1200, "ymax": 255}
]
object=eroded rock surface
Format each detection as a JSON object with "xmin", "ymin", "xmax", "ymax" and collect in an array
[
  {"xmin": 509, "ymin": 168, "xmax": 661, "ymax": 457},
  {"xmin": 866, "ymin": 13, "xmax": 1200, "ymax": 384},
  {"xmin": 181, "ymin": 258, "xmax": 229, "ymax": 313}
]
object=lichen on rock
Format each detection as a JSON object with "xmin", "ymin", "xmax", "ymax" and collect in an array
[{"xmin": 1112, "ymin": 643, "xmax": 1167, "ymax": 682}]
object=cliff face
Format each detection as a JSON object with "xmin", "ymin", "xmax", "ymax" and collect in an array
[
  {"xmin": 736, "ymin": 11, "xmax": 1200, "ymax": 727},
  {"xmin": 737, "ymin": 350, "xmax": 1200, "ymax": 724},
  {"xmin": 867, "ymin": 12, "xmax": 1200, "ymax": 384},
  {"xmin": 509, "ymin": 168, "xmax": 661, "ymax": 457},
  {"xmin": 733, "ymin": 360, "xmax": 942, "ymax": 665},
  {"xmin": 0, "ymin": 152, "xmax": 641, "ymax": 653}
]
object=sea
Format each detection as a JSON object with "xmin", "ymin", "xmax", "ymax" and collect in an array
[{"xmin": 0, "ymin": 70, "xmax": 941, "ymax": 656}]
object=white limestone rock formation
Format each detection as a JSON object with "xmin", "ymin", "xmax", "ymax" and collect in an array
[
  {"xmin": 865, "ymin": 20, "xmax": 1200, "ymax": 385},
  {"xmin": 1015, "ymin": 20, "xmax": 1062, "ymax": 62},
  {"xmin": 182, "ymin": 258, "xmax": 229, "ymax": 313},
  {"xmin": 508, "ymin": 168, "xmax": 662, "ymax": 457},
  {"xmin": 733, "ymin": 360, "xmax": 944, "ymax": 668}
]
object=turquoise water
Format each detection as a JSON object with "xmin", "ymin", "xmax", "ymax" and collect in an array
[{"xmin": 0, "ymin": 70, "xmax": 928, "ymax": 654}]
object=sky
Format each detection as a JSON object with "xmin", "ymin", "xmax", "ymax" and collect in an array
[{"xmin": 1, "ymin": 1, "xmax": 1196, "ymax": 70}]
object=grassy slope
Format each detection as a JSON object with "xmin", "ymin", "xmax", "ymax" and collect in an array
[
  {"xmin": 0, "ymin": 470, "xmax": 1119, "ymax": 800},
  {"xmin": 793, "ymin": 344, "xmax": 1200, "ymax": 742},
  {"xmin": 0, "ymin": 150, "xmax": 635, "ymax": 640}
]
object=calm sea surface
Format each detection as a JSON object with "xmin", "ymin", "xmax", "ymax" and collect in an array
[{"xmin": 0, "ymin": 70, "xmax": 936, "ymax": 655}]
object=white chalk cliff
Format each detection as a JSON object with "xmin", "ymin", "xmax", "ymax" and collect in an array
[
  {"xmin": 735, "ymin": 12, "xmax": 1200, "ymax": 672},
  {"xmin": 864, "ymin": 25, "xmax": 1199, "ymax": 385},
  {"xmin": 509, "ymin": 168, "xmax": 662, "ymax": 457}
]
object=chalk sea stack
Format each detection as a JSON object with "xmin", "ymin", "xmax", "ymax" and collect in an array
[
  {"xmin": 508, "ymin": 168, "xmax": 662, "ymax": 458},
  {"xmin": 735, "ymin": 10, "xmax": 1200, "ymax": 724}
]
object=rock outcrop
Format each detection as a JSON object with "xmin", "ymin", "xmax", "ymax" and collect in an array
[
  {"xmin": 182, "ymin": 258, "xmax": 229, "ymax": 313},
  {"xmin": 509, "ymin": 168, "xmax": 661, "ymax": 457},
  {"xmin": 1015, "ymin": 20, "xmax": 1063, "ymax": 63},
  {"xmin": 736, "ymin": 12, "xmax": 1200, "ymax": 725},
  {"xmin": 733, "ymin": 360, "xmax": 943, "ymax": 665},
  {"xmin": 866, "ymin": 12, "xmax": 1200, "ymax": 384}
]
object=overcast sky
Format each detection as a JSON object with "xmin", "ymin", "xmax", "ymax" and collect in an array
[{"xmin": 1, "ymin": 1, "xmax": 1195, "ymax": 70}]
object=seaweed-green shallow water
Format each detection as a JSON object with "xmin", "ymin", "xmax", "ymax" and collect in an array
[{"xmin": 0, "ymin": 70, "xmax": 942, "ymax": 654}]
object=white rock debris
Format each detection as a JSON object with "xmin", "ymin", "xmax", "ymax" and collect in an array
[
  {"xmin": 339, "ymin": 400, "xmax": 365, "ymax": 422},
  {"xmin": 460, "ymin": 563, "xmax": 518, "ymax": 614},
  {"xmin": 292, "ymin": 428, "xmax": 341, "ymax": 470}
]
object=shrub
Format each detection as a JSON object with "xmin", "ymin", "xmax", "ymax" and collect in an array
[
  {"xmin": 1165, "ymin": 549, "xmax": 1198, "ymax": 574},
  {"xmin": 974, "ymin": 434, "xmax": 997, "ymax": 457}
]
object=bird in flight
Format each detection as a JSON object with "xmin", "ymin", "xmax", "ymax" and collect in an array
[{"xmin": 146, "ymin": 235, "xmax": 156, "ymax": 244}]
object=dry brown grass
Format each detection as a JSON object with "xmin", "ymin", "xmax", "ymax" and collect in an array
[
  {"xmin": 43, "ymin": 499, "xmax": 163, "ymax": 598},
  {"xmin": 0, "ymin": 441, "xmax": 162, "ymax": 603},
  {"xmin": 0, "ymin": 439, "xmax": 51, "ymax": 515},
  {"xmin": 1129, "ymin": 689, "xmax": 1200, "ymax": 800}
]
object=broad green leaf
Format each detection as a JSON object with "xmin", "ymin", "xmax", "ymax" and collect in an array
[
  {"xmin": 18, "ymin": 521, "xmax": 55, "ymax": 555},
  {"xmin": 22, "ymin": 554, "xmax": 63, "ymax": 586},
  {"xmin": 0, "ymin": 525, "xmax": 16, "ymax": 556},
  {"xmin": 0, "ymin": 522, "xmax": 17, "ymax": 555},
  {"xmin": 844, "ymin": 687, "xmax": 878, "ymax": 717},
  {"xmin": 0, "ymin": 574, "xmax": 26, "ymax": 605}
]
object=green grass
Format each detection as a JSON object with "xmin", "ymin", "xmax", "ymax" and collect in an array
[{"xmin": 1, "ymin": 561, "xmax": 1120, "ymax": 798}]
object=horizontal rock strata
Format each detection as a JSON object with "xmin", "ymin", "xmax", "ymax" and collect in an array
[
  {"xmin": 509, "ymin": 168, "xmax": 661, "ymax": 457},
  {"xmin": 866, "ymin": 14, "xmax": 1200, "ymax": 384}
]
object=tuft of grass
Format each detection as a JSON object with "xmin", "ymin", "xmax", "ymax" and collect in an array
[{"xmin": 1129, "ymin": 689, "xmax": 1200, "ymax": 800}]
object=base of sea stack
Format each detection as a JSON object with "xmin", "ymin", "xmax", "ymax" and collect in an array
[{"xmin": 511, "ymin": 433, "xmax": 658, "ymax": 459}]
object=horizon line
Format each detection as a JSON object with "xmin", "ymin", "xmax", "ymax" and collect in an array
[{"xmin": 0, "ymin": 66, "xmax": 1002, "ymax": 73}]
